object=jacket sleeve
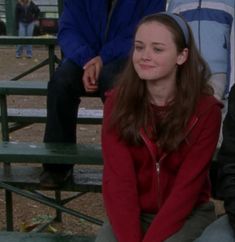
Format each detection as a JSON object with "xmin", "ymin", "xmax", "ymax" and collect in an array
[
  {"xmin": 217, "ymin": 85, "xmax": 235, "ymax": 232},
  {"xmin": 57, "ymin": 0, "xmax": 98, "ymax": 67},
  {"xmin": 99, "ymin": 0, "xmax": 166, "ymax": 64},
  {"xmin": 32, "ymin": 2, "xmax": 40, "ymax": 20},
  {"xmin": 102, "ymin": 94, "xmax": 143, "ymax": 242},
  {"xmin": 143, "ymin": 104, "xmax": 222, "ymax": 242}
]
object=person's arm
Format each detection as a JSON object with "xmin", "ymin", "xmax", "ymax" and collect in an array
[
  {"xmin": 143, "ymin": 103, "xmax": 221, "ymax": 242},
  {"xmin": 99, "ymin": 0, "xmax": 166, "ymax": 64},
  {"xmin": 102, "ymin": 93, "xmax": 143, "ymax": 242},
  {"xmin": 58, "ymin": 0, "xmax": 99, "ymax": 67},
  {"xmin": 217, "ymin": 85, "xmax": 235, "ymax": 232}
]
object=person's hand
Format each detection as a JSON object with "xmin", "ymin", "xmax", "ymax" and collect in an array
[
  {"xmin": 82, "ymin": 64, "xmax": 99, "ymax": 93},
  {"xmin": 83, "ymin": 56, "xmax": 103, "ymax": 81}
]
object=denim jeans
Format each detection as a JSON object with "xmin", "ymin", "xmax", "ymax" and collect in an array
[
  {"xmin": 16, "ymin": 21, "xmax": 35, "ymax": 56},
  {"xmin": 43, "ymin": 58, "xmax": 127, "ymax": 172},
  {"xmin": 194, "ymin": 215, "xmax": 235, "ymax": 242}
]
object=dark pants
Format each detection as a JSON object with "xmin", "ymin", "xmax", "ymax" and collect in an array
[
  {"xmin": 43, "ymin": 58, "xmax": 126, "ymax": 172},
  {"xmin": 95, "ymin": 202, "xmax": 216, "ymax": 242}
]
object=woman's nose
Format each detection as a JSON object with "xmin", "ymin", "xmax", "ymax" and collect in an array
[{"xmin": 141, "ymin": 49, "xmax": 151, "ymax": 61}]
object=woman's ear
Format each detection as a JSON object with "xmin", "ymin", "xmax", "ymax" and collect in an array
[{"xmin": 176, "ymin": 48, "xmax": 188, "ymax": 65}]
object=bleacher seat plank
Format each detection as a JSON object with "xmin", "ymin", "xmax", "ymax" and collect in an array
[
  {"xmin": 5, "ymin": 108, "xmax": 103, "ymax": 124},
  {"xmin": 0, "ymin": 232, "xmax": 95, "ymax": 242},
  {"xmin": 0, "ymin": 80, "xmax": 47, "ymax": 95},
  {"xmin": 0, "ymin": 142, "xmax": 102, "ymax": 165},
  {"xmin": 0, "ymin": 166, "xmax": 102, "ymax": 192},
  {"xmin": 0, "ymin": 80, "xmax": 100, "ymax": 97}
]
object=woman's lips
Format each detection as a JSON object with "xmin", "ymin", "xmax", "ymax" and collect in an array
[{"xmin": 139, "ymin": 64, "xmax": 155, "ymax": 70}]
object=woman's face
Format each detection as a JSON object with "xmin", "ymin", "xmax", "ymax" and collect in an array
[{"xmin": 132, "ymin": 21, "xmax": 188, "ymax": 83}]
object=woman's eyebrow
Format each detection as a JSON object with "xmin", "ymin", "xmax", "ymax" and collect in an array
[
  {"xmin": 152, "ymin": 42, "xmax": 165, "ymax": 46},
  {"xmin": 134, "ymin": 40, "xmax": 143, "ymax": 44}
]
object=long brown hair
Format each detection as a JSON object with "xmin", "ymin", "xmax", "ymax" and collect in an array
[{"xmin": 110, "ymin": 13, "xmax": 213, "ymax": 152}]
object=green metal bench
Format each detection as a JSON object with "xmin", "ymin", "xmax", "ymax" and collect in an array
[
  {"xmin": 5, "ymin": 108, "xmax": 103, "ymax": 126},
  {"xmin": 0, "ymin": 36, "xmax": 60, "ymax": 80},
  {"xmin": 0, "ymin": 80, "xmax": 103, "ymax": 233},
  {"xmin": 0, "ymin": 80, "xmax": 102, "ymax": 140},
  {"xmin": 0, "ymin": 142, "xmax": 102, "ymax": 166},
  {"xmin": 0, "ymin": 141, "xmax": 103, "ymax": 230}
]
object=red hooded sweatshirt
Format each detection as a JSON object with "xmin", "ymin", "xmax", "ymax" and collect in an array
[{"xmin": 102, "ymin": 90, "xmax": 222, "ymax": 242}]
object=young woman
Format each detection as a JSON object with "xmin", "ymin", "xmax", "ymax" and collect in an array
[{"xmin": 96, "ymin": 13, "xmax": 223, "ymax": 242}]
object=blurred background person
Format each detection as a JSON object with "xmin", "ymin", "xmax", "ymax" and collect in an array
[{"xmin": 15, "ymin": 0, "xmax": 40, "ymax": 58}]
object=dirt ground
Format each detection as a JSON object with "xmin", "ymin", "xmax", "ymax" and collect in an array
[
  {"xmin": 0, "ymin": 46, "xmax": 225, "ymax": 236},
  {"xmin": 0, "ymin": 46, "xmax": 104, "ymax": 235}
]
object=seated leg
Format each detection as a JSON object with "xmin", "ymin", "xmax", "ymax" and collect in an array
[
  {"xmin": 41, "ymin": 59, "xmax": 85, "ymax": 187},
  {"xmin": 194, "ymin": 215, "xmax": 235, "ymax": 242}
]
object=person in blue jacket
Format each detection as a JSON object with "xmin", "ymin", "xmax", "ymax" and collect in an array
[{"xmin": 40, "ymin": 0, "xmax": 166, "ymax": 187}]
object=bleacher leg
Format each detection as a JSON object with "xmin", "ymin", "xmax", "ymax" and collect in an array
[
  {"xmin": 55, "ymin": 191, "xmax": 62, "ymax": 222},
  {"xmin": 5, "ymin": 190, "xmax": 13, "ymax": 231}
]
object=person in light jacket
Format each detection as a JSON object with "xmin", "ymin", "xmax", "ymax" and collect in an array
[{"xmin": 167, "ymin": 0, "xmax": 234, "ymax": 101}]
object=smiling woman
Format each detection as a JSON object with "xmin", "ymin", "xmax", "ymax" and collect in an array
[{"xmin": 96, "ymin": 12, "xmax": 223, "ymax": 242}]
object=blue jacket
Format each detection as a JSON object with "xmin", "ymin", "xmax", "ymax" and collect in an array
[
  {"xmin": 58, "ymin": 0, "xmax": 165, "ymax": 67},
  {"xmin": 167, "ymin": 0, "xmax": 234, "ymax": 89}
]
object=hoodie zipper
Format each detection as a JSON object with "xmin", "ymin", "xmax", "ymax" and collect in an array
[
  {"xmin": 140, "ymin": 130, "xmax": 165, "ymax": 209},
  {"xmin": 140, "ymin": 116, "xmax": 198, "ymax": 209},
  {"xmin": 156, "ymin": 153, "xmax": 167, "ymax": 208}
]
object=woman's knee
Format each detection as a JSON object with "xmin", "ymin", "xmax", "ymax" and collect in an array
[
  {"xmin": 49, "ymin": 60, "xmax": 84, "ymax": 94},
  {"xmin": 195, "ymin": 215, "xmax": 235, "ymax": 242}
]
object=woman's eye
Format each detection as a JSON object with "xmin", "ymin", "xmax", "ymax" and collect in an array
[
  {"xmin": 135, "ymin": 45, "xmax": 143, "ymax": 51},
  {"xmin": 153, "ymin": 47, "xmax": 162, "ymax": 52}
]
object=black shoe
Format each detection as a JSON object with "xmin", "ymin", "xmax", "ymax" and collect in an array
[{"xmin": 40, "ymin": 169, "xmax": 73, "ymax": 188}]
